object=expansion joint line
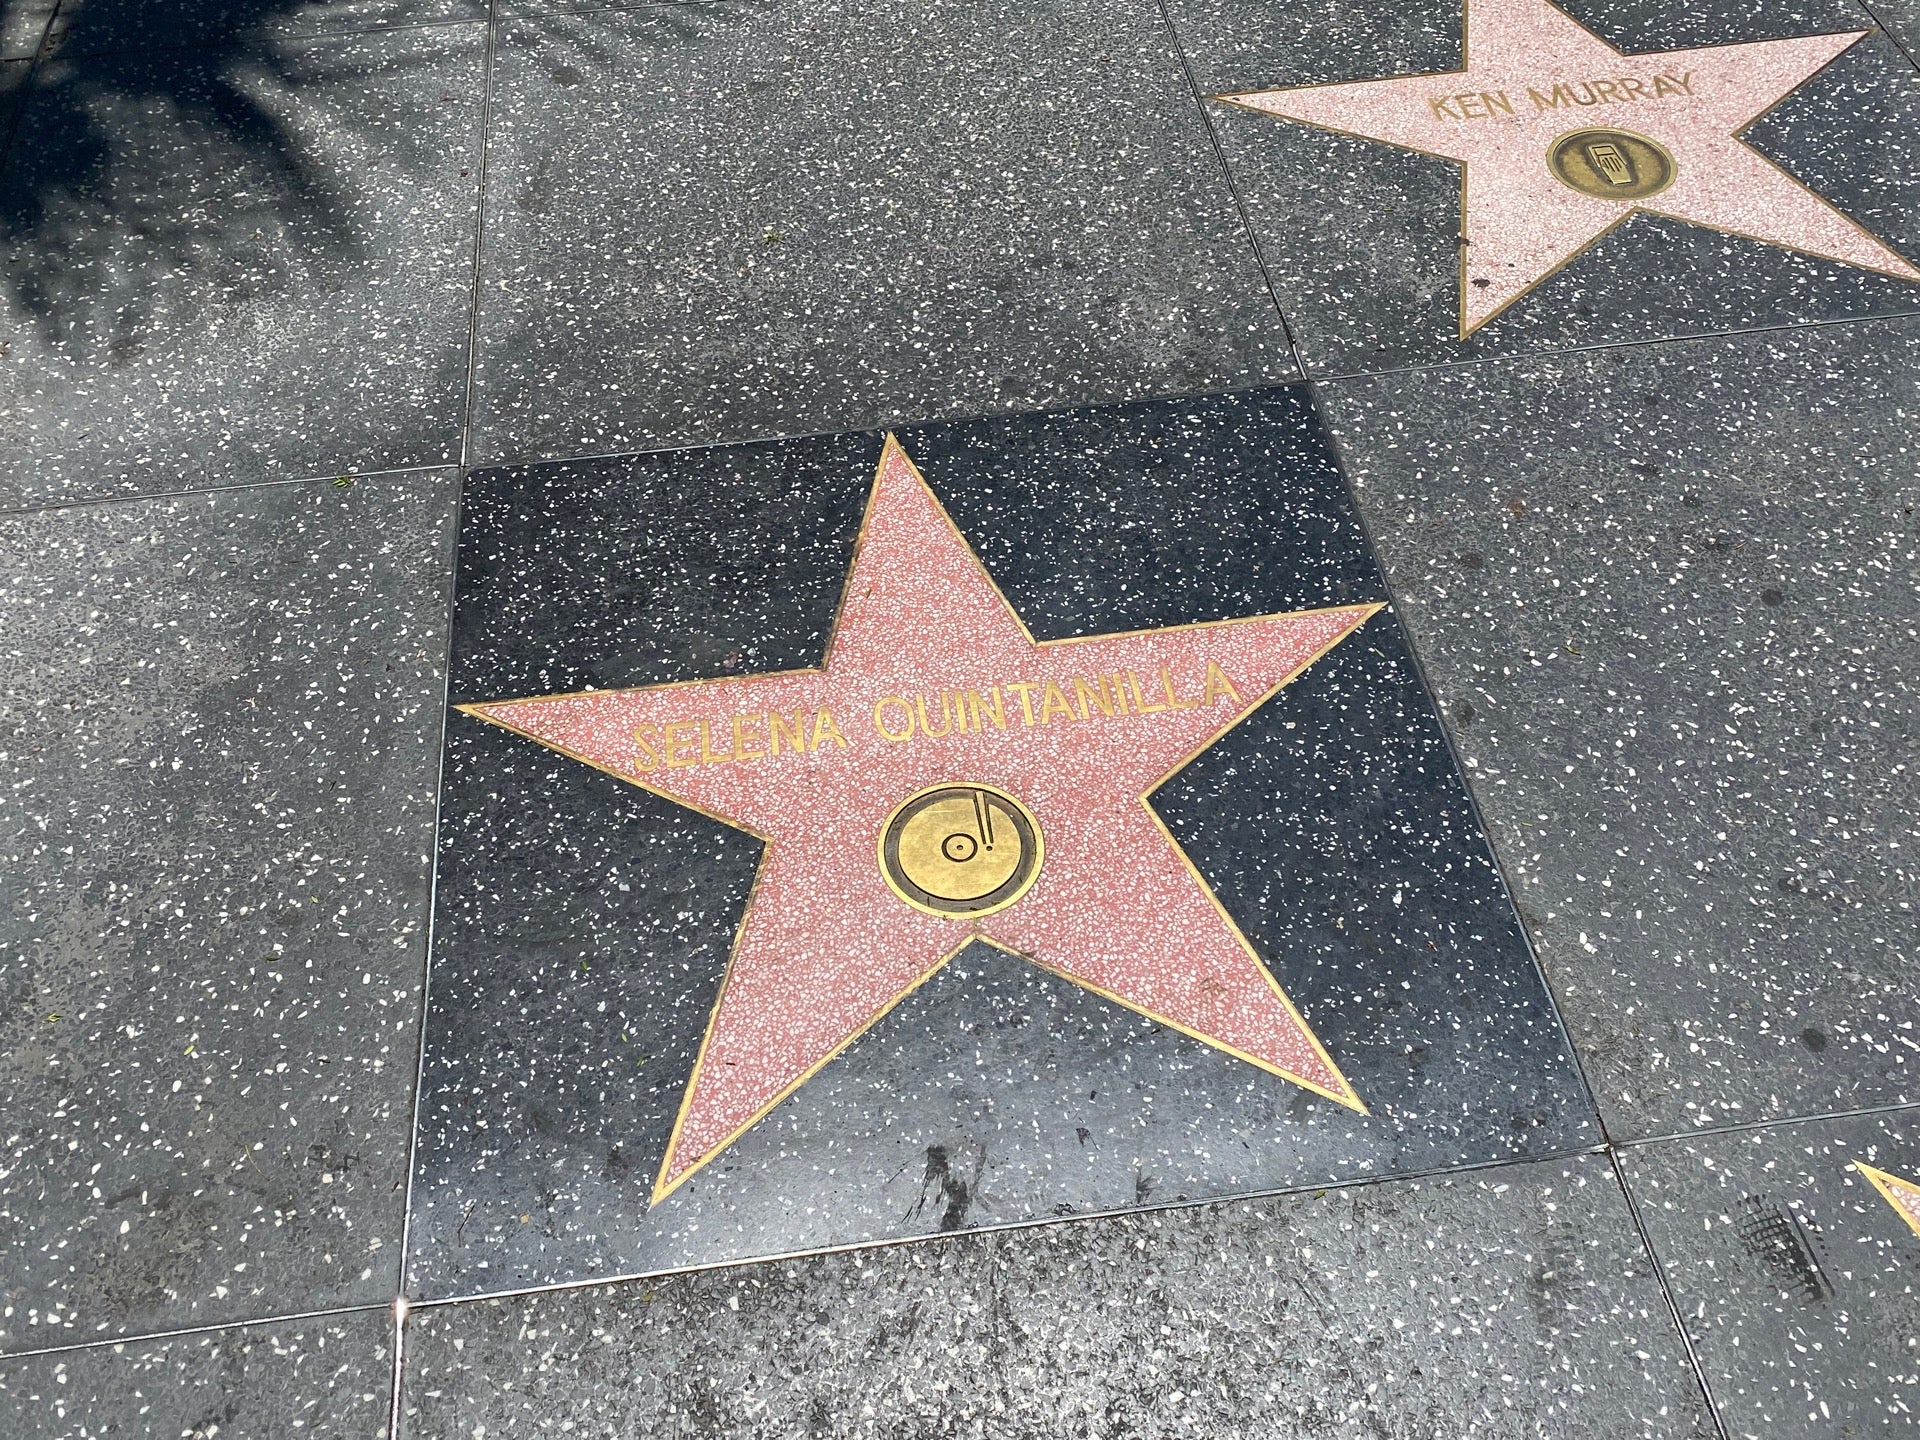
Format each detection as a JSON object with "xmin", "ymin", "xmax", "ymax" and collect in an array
[
  {"xmin": 1606, "ymin": 1147, "xmax": 1735, "ymax": 1440},
  {"xmin": 1152, "ymin": 0, "xmax": 1309, "ymax": 371}
]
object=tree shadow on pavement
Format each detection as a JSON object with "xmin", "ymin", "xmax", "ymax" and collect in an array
[{"xmin": 0, "ymin": 0, "xmax": 459, "ymax": 350}]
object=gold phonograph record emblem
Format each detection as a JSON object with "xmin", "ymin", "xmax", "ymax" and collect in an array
[
  {"xmin": 879, "ymin": 783, "xmax": 1043, "ymax": 917},
  {"xmin": 1547, "ymin": 127, "xmax": 1677, "ymax": 200}
]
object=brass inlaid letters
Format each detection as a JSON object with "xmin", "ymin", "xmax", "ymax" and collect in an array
[
  {"xmin": 630, "ymin": 662, "xmax": 1244, "ymax": 774},
  {"xmin": 1428, "ymin": 71, "xmax": 1695, "ymax": 121},
  {"xmin": 634, "ymin": 706, "xmax": 847, "ymax": 772}
]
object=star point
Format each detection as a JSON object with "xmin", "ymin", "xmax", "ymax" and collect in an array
[{"xmin": 1855, "ymin": 1160, "xmax": 1920, "ymax": 1240}]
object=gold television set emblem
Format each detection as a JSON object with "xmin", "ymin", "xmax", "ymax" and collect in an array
[{"xmin": 1547, "ymin": 127, "xmax": 1677, "ymax": 200}]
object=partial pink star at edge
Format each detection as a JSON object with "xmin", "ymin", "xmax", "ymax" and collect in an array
[{"xmin": 1856, "ymin": 1161, "xmax": 1920, "ymax": 1241}]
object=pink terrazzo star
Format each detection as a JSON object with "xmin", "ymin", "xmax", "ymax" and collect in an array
[
  {"xmin": 1856, "ymin": 1162, "xmax": 1920, "ymax": 1241},
  {"xmin": 464, "ymin": 437, "xmax": 1378, "ymax": 1201},
  {"xmin": 1218, "ymin": 0, "xmax": 1920, "ymax": 334}
]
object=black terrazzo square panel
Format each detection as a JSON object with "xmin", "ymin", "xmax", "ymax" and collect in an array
[
  {"xmin": 407, "ymin": 388, "xmax": 1596, "ymax": 1297},
  {"xmin": 1169, "ymin": 0, "xmax": 1920, "ymax": 375}
]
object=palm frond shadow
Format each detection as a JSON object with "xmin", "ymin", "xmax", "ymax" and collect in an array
[{"xmin": 0, "ymin": 0, "xmax": 461, "ymax": 348}]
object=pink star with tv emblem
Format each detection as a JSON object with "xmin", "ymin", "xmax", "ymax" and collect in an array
[{"xmin": 1218, "ymin": 0, "xmax": 1920, "ymax": 333}]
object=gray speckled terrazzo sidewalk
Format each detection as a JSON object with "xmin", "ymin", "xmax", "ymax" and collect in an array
[{"xmin": 2, "ymin": 0, "xmax": 1917, "ymax": 1436}]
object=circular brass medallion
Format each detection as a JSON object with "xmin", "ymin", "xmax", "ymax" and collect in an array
[
  {"xmin": 1546, "ymin": 128, "xmax": 1676, "ymax": 200},
  {"xmin": 879, "ymin": 784, "xmax": 1042, "ymax": 918}
]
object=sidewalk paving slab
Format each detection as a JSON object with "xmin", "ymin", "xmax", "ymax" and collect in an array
[
  {"xmin": 1623, "ymin": 1106, "xmax": 1920, "ymax": 1438},
  {"xmin": 1318, "ymin": 315, "xmax": 1920, "ymax": 1142},
  {"xmin": 401, "ymin": 1154, "xmax": 1714, "ymax": 1440},
  {"xmin": 406, "ymin": 387, "xmax": 1596, "ymax": 1298},
  {"xmin": 0, "ymin": 470, "xmax": 455, "ymax": 1350},
  {"xmin": 0, "ymin": 1309, "xmax": 391, "ymax": 1439},
  {"xmin": 467, "ymin": 0, "xmax": 1295, "ymax": 466},
  {"xmin": 0, "ymin": 21, "xmax": 485, "ymax": 508}
]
